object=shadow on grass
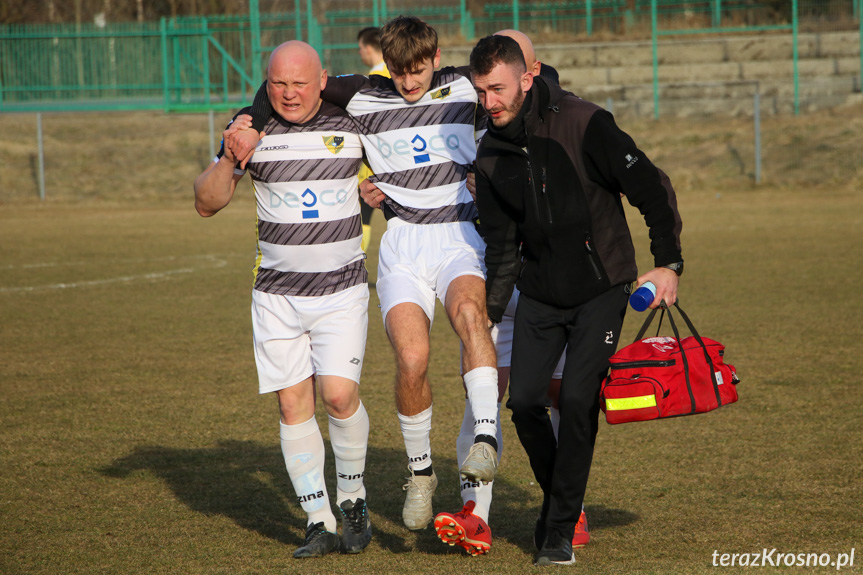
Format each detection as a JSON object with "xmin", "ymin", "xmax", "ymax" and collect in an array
[{"xmin": 100, "ymin": 440, "xmax": 637, "ymax": 555}]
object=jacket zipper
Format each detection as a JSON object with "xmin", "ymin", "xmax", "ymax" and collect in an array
[
  {"xmin": 584, "ymin": 232, "xmax": 603, "ymax": 280},
  {"xmin": 540, "ymin": 167, "xmax": 553, "ymax": 224},
  {"xmin": 610, "ymin": 359, "xmax": 676, "ymax": 369},
  {"xmin": 527, "ymin": 161, "xmax": 541, "ymax": 227}
]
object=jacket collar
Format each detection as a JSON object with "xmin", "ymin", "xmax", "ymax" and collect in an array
[{"xmin": 525, "ymin": 76, "xmax": 567, "ymax": 134}]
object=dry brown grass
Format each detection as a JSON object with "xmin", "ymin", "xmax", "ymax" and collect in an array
[
  {"xmin": 1, "ymin": 104, "xmax": 862, "ymax": 574},
  {"xmin": 4, "ymin": 101, "xmax": 862, "ymax": 205}
]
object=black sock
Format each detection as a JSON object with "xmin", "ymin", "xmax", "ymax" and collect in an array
[
  {"xmin": 474, "ymin": 434, "xmax": 498, "ymax": 451},
  {"xmin": 413, "ymin": 465, "xmax": 434, "ymax": 477}
]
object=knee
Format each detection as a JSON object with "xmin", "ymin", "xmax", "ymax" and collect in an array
[
  {"xmin": 396, "ymin": 347, "xmax": 429, "ymax": 383},
  {"xmin": 277, "ymin": 385, "xmax": 315, "ymax": 424},
  {"xmin": 453, "ymin": 297, "xmax": 485, "ymax": 330},
  {"xmin": 320, "ymin": 385, "xmax": 359, "ymax": 419},
  {"xmin": 506, "ymin": 394, "xmax": 546, "ymax": 422}
]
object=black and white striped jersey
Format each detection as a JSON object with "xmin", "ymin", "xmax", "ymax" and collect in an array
[
  {"xmin": 222, "ymin": 103, "xmax": 366, "ymax": 297},
  {"xmin": 324, "ymin": 69, "xmax": 478, "ymax": 224},
  {"xmin": 252, "ymin": 68, "xmax": 480, "ymax": 226}
]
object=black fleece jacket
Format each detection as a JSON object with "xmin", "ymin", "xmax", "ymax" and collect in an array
[{"xmin": 476, "ymin": 77, "xmax": 683, "ymax": 323}]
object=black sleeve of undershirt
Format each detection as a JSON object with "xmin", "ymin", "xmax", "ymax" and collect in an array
[
  {"xmin": 582, "ymin": 110, "xmax": 683, "ymax": 267},
  {"xmin": 249, "ymin": 83, "xmax": 272, "ymax": 132},
  {"xmin": 321, "ymin": 74, "xmax": 369, "ymax": 109},
  {"xmin": 249, "ymin": 75, "xmax": 368, "ymax": 131}
]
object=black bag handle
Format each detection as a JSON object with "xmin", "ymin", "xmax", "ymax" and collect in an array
[
  {"xmin": 634, "ymin": 305, "xmax": 661, "ymax": 342},
  {"xmin": 632, "ymin": 300, "xmax": 723, "ymax": 410},
  {"xmin": 661, "ymin": 302, "xmax": 697, "ymax": 413}
]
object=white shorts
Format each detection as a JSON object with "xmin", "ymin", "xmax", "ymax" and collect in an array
[
  {"xmin": 377, "ymin": 218, "xmax": 486, "ymax": 326},
  {"xmin": 493, "ymin": 287, "xmax": 565, "ymax": 378},
  {"xmin": 251, "ymin": 283, "xmax": 369, "ymax": 394}
]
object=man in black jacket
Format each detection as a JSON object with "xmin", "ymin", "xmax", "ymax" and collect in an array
[{"xmin": 469, "ymin": 35, "xmax": 684, "ymax": 566}]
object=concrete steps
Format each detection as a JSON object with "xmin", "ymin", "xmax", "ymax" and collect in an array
[
  {"xmin": 441, "ymin": 31, "xmax": 862, "ymax": 117},
  {"xmin": 579, "ymin": 77, "xmax": 863, "ymax": 117}
]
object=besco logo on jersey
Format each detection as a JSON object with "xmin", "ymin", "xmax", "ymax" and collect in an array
[
  {"xmin": 375, "ymin": 131, "xmax": 465, "ymax": 165},
  {"xmin": 269, "ymin": 187, "xmax": 352, "ymax": 219}
]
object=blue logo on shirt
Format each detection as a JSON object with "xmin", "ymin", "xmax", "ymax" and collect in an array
[
  {"xmin": 411, "ymin": 135, "xmax": 430, "ymax": 164},
  {"xmin": 301, "ymin": 188, "xmax": 319, "ymax": 219}
]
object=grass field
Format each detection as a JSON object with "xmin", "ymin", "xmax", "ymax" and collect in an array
[{"xmin": 1, "ymin": 105, "xmax": 862, "ymax": 574}]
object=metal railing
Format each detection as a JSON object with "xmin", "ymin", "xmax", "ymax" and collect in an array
[{"xmin": 0, "ymin": 0, "xmax": 860, "ymax": 113}]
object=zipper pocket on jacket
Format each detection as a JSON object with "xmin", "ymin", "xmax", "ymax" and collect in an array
[
  {"xmin": 584, "ymin": 233, "xmax": 603, "ymax": 280},
  {"xmin": 610, "ymin": 359, "xmax": 677, "ymax": 369},
  {"xmin": 527, "ymin": 161, "xmax": 539, "ymax": 221},
  {"xmin": 540, "ymin": 167, "xmax": 553, "ymax": 224}
]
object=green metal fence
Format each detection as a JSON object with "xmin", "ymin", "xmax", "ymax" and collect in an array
[{"xmin": 1, "ymin": 0, "xmax": 860, "ymax": 113}]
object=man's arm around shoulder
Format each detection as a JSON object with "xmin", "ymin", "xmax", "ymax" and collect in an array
[{"xmin": 193, "ymin": 116, "xmax": 251, "ymax": 217}]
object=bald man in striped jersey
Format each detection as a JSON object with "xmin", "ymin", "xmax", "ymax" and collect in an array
[
  {"xmin": 194, "ymin": 41, "xmax": 372, "ymax": 560},
  {"xmin": 235, "ymin": 16, "xmax": 501, "ymax": 540}
]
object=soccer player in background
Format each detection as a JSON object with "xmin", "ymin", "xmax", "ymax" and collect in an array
[{"xmin": 357, "ymin": 26, "xmax": 390, "ymax": 78}]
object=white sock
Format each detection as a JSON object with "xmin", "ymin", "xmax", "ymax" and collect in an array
[
  {"xmin": 279, "ymin": 417, "xmax": 336, "ymax": 532},
  {"xmin": 398, "ymin": 405, "xmax": 433, "ymax": 472},
  {"xmin": 464, "ymin": 366, "xmax": 499, "ymax": 439},
  {"xmin": 457, "ymin": 400, "xmax": 503, "ymax": 523},
  {"xmin": 328, "ymin": 401, "xmax": 369, "ymax": 504},
  {"xmin": 549, "ymin": 407, "xmax": 560, "ymax": 443}
]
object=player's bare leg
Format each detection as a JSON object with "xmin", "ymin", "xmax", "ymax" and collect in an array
[
  {"xmin": 387, "ymin": 302, "xmax": 433, "ymax": 417},
  {"xmin": 386, "ymin": 302, "xmax": 437, "ymax": 529},
  {"xmin": 445, "ymin": 275, "xmax": 499, "ymax": 484}
]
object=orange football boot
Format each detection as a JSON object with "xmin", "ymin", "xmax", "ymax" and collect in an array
[
  {"xmin": 572, "ymin": 509, "xmax": 590, "ymax": 548},
  {"xmin": 433, "ymin": 500, "xmax": 491, "ymax": 556}
]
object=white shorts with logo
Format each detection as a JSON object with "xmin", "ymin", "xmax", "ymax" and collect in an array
[
  {"xmin": 377, "ymin": 218, "xmax": 486, "ymax": 326},
  {"xmin": 493, "ymin": 286, "xmax": 565, "ymax": 378},
  {"xmin": 251, "ymin": 283, "xmax": 369, "ymax": 394}
]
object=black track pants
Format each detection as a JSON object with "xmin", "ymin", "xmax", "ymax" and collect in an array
[{"xmin": 507, "ymin": 285, "xmax": 628, "ymax": 539}]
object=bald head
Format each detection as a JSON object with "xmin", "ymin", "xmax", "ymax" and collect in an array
[
  {"xmin": 494, "ymin": 29, "xmax": 540, "ymax": 76},
  {"xmin": 268, "ymin": 40, "xmax": 322, "ymax": 77},
  {"xmin": 266, "ymin": 40, "xmax": 327, "ymax": 124}
]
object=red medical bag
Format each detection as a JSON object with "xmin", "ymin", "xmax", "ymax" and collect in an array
[{"xmin": 600, "ymin": 302, "xmax": 739, "ymax": 424}]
